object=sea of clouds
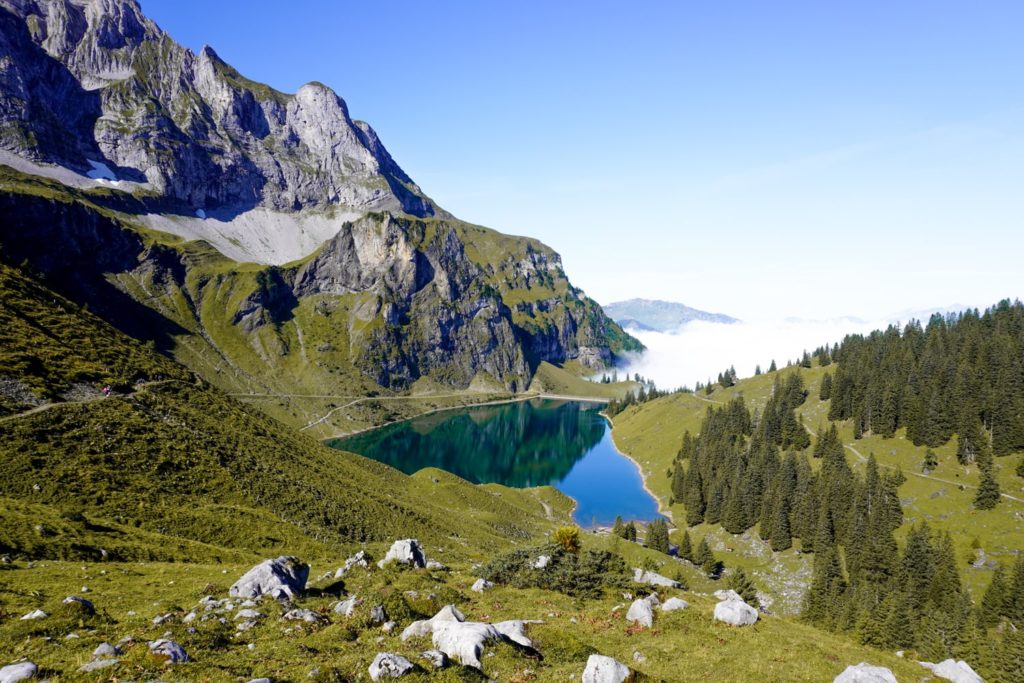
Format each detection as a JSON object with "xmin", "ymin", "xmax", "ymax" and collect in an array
[{"xmin": 616, "ymin": 317, "xmax": 891, "ymax": 391}]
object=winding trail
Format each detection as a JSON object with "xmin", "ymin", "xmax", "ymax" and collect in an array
[{"xmin": 0, "ymin": 380, "xmax": 178, "ymax": 425}]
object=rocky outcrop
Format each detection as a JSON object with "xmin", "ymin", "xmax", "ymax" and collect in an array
[
  {"xmin": 833, "ymin": 663, "xmax": 897, "ymax": 683},
  {"xmin": 919, "ymin": 659, "xmax": 983, "ymax": 683},
  {"xmin": 229, "ymin": 556, "xmax": 309, "ymax": 600},
  {"xmin": 369, "ymin": 653, "xmax": 414, "ymax": 680},
  {"xmin": 625, "ymin": 598, "xmax": 655, "ymax": 628},
  {"xmin": 0, "ymin": 662, "xmax": 37, "ymax": 683},
  {"xmin": 633, "ymin": 568, "xmax": 681, "ymax": 588},
  {"xmin": 713, "ymin": 590, "xmax": 758, "ymax": 626},
  {"xmin": 378, "ymin": 539, "xmax": 427, "ymax": 569}
]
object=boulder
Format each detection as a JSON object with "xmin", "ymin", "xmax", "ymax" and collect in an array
[
  {"xmin": 421, "ymin": 649, "xmax": 448, "ymax": 669},
  {"xmin": 625, "ymin": 598, "xmax": 654, "ymax": 628},
  {"xmin": 425, "ymin": 560, "xmax": 448, "ymax": 571},
  {"xmin": 230, "ymin": 556, "xmax": 309, "ymax": 600},
  {"xmin": 282, "ymin": 608, "xmax": 321, "ymax": 623},
  {"xmin": 401, "ymin": 604, "xmax": 466, "ymax": 641},
  {"xmin": 661, "ymin": 597, "xmax": 689, "ymax": 612},
  {"xmin": 534, "ymin": 555, "xmax": 551, "ymax": 569},
  {"xmin": 148, "ymin": 639, "xmax": 189, "ymax": 663},
  {"xmin": 62, "ymin": 596, "xmax": 95, "ymax": 614},
  {"xmin": 368, "ymin": 653, "xmax": 414, "ymax": 680},
  {"xmin": 334, "ymin": 595, "xmax": 362, "ymax": 617},
  {"xmin": 582, "ymin": 654, "xmax": 633, "ymax": 683},
  {"xmin": 471, "ymin": 578, "xmax": 494, "ymax": 593},
  {"xmin": 493, "ymin": 620, "xmax": 536, "ymax": 648},
  {"xmin": 432, "ymin": 621, "xmax": 505, "ymax": 669},
  {"xmin": 79, "ymin": 659, "xmax": 119, "ymax": 673},
  {"xmin": 833, "ymin": 663, "xmax": 898, "ymax": 683},
  {"xmin": 92, "ymin": 642, "xmax": 120, "ymax": 658},
  {"xmin": 369, "ymin": 605, "xmax": 388, "ymax": 625},
  {"xmin": 377, "ymin": 539, "xmax": 427, "ymax": 569},
  {"xmin": 919, "ymin": 659, "xmax": 983, "ymax": 683},
  {"xmin": 19, "ymin": 610, "xmax": 46, "ymax": 620},
  {"xmin": 0, "ymin": 662, "xmax": 36, "ymax": 683},
  {"xmin": 235, "ymin": 608, "xmax": 264, "ymax": 621},
  {"xmin": 335, "ymin": 550, "xmax": 371, "ymax": 577},
  {"xmin": 713, "ymin": 589, "xmax": 743, "ymax": 602},
  {"xmin": 633, "ymin": 568, "xmax": 681, "ymax": 588},
  {"xmin": 713, "ymin": 595, "xmax": 758, "ymax": 626}
]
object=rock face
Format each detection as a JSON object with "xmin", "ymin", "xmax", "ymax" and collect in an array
[
  {"xmin": 833, "ymin": 663, "xmax": 898, "ymax": 683},
  {"xmin": 0, "ymin": 662, "xmax": 37, "ymax": 683},
  {"xmin": 582, "ymin": 654, "xmax": 634, "ymax": 683},
  {"xmin": 368, "ymin": 653, "xmax": 414, "ymax": 681},
  {"xmin": 0, "ymin": 0, "xmax": 639, "ymax": 398},
  {"xmin": 713, "ymin": 593, "xmax": 758, "ymax": 626},
  {"xmin": 919, "ymin": 659, "xmax": 983, "ymax": 683},
  {"xmin": 378, "ymin": 539, "xmax": 427, "ymax": 569},
  {"xmin": 229, "ymin": 556, "xmax": 309, "ymax": 600}
]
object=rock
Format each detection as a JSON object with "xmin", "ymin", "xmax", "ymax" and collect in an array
[
  {"xmin": 471, "ymin": 578, "xmax": 494, "ymax": 593},
  {"xmin": 919, "ymin": 659, "xmax": 983, "ymax": 683},
  {"xmin": 713, "ymin": 595, "xmax": 758, "ymax": 626},
  {"xmin": 62, "ymin": 595, "xmax": 94, "ymax": 613},
  {"xmin": 643, "ymin": 593, "xmax": 661, "ymax": 607},
  {"xmin": 582, "ymin": 654, "xmax": 633, "ymax": 683},
  {"xmin": 0, "ymin": 662, "xmax": 36, "ymax": 683},
  {"xmin": 152, "ymin": 613, "xmax": 173, "ymax": 625},
  {"xmin": 661, "ymin": 597, "xmax": 689, "ymax": 612},
  {"xmin": 182, "ymin": 611, "xmax": 198, "ymax": 623},
  {"xmin": 421, "ymin": 649, "xmax": 449, "ymax": 669},
  {"xmin": 79, "ymin": 659, "xmax": 119, "ymax": 673},
  {"xmin": 833, "ymin": 663, "xmax": 898, "ymax": 683},
  {"xmin": 382, "ymin": 620, "xmax": 397, "ymax": 633},
  {"xmin": 368, "ymin": 653, "xmax": 414, "ymax": 680},
  {"xmin": 633, "ymin": 651, "xmax": 646, "ymax": 663},
  {"xmin": 713, "ymin": 589, "xmax": 743, "ymax": 602},
  {"xmin": 0, "ymin": 555, "xmax": 10, "ymax": 564},
  {"xmin": 625, "ymin": 598, "xmax": 654, "ymax": 628},
  {"xmin": 425, "ymin": 560, "xmax": 447, "ymax": 571},
  {"xmin": 283, "ymin": 608, "xmax": 321, "ymax": 623},
  {"xmin": 230, "ymin": 556, "xmax": 309, "ymax": 600},
  {"xmin": 369, "ymin": 604, "xmax": 388, "ymax": 625},
  {"xmin": 247, "ymin": 679, "xmax": 272, "ymax": 683},
  {"xmin": 148, "ymin": 639, "xmax": 189, "ymax": 663},
  {"xmin": 334, "ymin": 595, "xmax": 362, "ymax": 616},
  {"xmin": 19, "ymin": 610, "xmax": 47, "ymax": 620},
  {"xmin": 401, "ymin": 604, "xmax": 466, "ymax": 641},
  {"xmin": 377, "ymin": 539, "xmax": 427, "ymax": 569},
  {"xmin": 633, "ymin": 568, "xmax": 681, "ymax": 588},
  {"xmin": 92, "ymin": 642, "xmax": 120, "ymax": 658},
  {"xmin": 432, "ymin": 621, "xmax": 504, "ymax": 669},
  {"xmin": 533, "ymin": 555, "xmax": 551, "ymax": 569},
  {"xmin": 335, "ymin": 550, "xmax": 371, "ymax": 577},
  {"xmin": 493, "ymin": 620, "xmax": 537, "ymax": 648},
  {"xmin": 235, "ymin": 608, "xmax": 264, "ymax": 621}
]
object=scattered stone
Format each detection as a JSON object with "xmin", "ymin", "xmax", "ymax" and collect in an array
[
  {"xmin": 425, "ymin": 560, "xmax": 447, "ymax": 571},
  {"xmin": 661, "ymin": 597, "xmax": 689, "ymax": 612},
  {"xmin": 582, "ymin": 654, "xmax": 632, "ymax": 683},
  {"xmin": 919, "ymin": 659, "xmax": 983, "ymax": 683},
  {"xmin": 382, "ymin": 620, "xmax": 397, "ymax": 633},
  {"xmin": 152, "ymin": 613, "xmax": 173, "ymax": 625},
  {"xmin": 633, "ymin": 568, "xmax": 681, "ymax": 588},
  {"xmin": 334, "ymin": 595, "xmax": 362, "ymax": 617},
  {"xmin": 713, "ymin": 594, "xmax": 758, "ymax": 626},
  {"xmin": 369, "ymin": 605, "xmax": 388, "ymax": 625},
  {"xmin": 493, "ymin": 620, "xmax": 538, "ymax": 648},
  {"xmin": 80, "ymin": 586, "xmax": 90, "ymax": 593},
  {"xmin": 149, "ymin": 639, "xmax": 189, "ymax": 663},
  {"xmin": 62, "ymin": 595, "xmax": 94, "ymax": 613},
  {"xmin": 368, "ymin": 653, "xmax": 414, "ymax": 680},
  {"xmin": 229, "ymin": 556, "xmax": 309, "ymax": 600},
  {"xmin": 0, "ymin": 662, "xmax": 37, "ymax": 683},
  {"xmin": 417, "ymin": 650, "xmax": 445, "ymax": 670},
  {"xmin": 633, "ymin": 651, "xmax": 646, "ymax": 663},
  {"xmin": 0, "ymin": 555, "xmax": 11, "ymax": 564},
  {"xmin": 247, "ymin": 679, "xmax": 272, "ymax": 683},
  {"xmin": 335, "ymin": 550, "xmax": 372, "ymax": 577},
  {"xmin": 533, "ymin": 555, "xmax": 551, "ymax": 569},
  {"xmin": 79, "ymin": 659, "xmax": 119, "ymax": 673},
  {"xmin": 377, "ymin": 539, "xmax": 427, "ymax": 569},
  {"xmin": 236, "ymin": 620, "xmax": 259, "ymax": 632},
  {"xmin": 471, "ymin": 578, "xmax": 494, "ymax": 593},
  {"xmin": 431, "ymin": 621, "xmax": 504, "ymax": 669},
  {"xmin": 713, "ymin": 589, "xmax": 743, "ymax": 602},
  {"xmin": 64, "ymin": 633, "xmax": 79, "ymax": 640},
  {"xmin": 833, "ymin": 663, "xmax": 897, "ymax": 683},
  {"xmin": 93, "ymin": 642, "xmax": 120, "ymax": 658},
  {"xmin": 401, "ymin": 604, "xmax": 466, "ymax": 641},
  {"xmin": 625, "ymin": 598, "xmax": 654, "ymax": 628},
  {"xmin": 283, "ymin": 608, "xmax": 321, "ymax": 623},
  {"xmin": 19, "ymin": 610, "xmax": 47, "ymax": 621},
  {"xmin": 235, "ymin": 609, "xmax": 264, "ymax": 621}
]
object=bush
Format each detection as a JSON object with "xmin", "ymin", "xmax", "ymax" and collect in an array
[{"xmin": 478, "ymin": 543, "xmax": 629, "ymax": 599}]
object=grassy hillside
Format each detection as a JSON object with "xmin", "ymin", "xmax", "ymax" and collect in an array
[
  {"xmin": 611, "ymin": 364, "xmax": 1024, "ymax": 603},
  {"xmin": 0, "ymin": 259, "xmax": 572, "ymax": 564}
]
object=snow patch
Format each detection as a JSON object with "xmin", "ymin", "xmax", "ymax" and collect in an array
[{"xmin": 86, "ymin": 159, "xmax": 118, "ymax": 182}]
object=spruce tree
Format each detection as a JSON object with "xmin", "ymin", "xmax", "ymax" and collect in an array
[
  {"xmin": 646, "ymin": 518, "xmax": 670, "ymax": 554},
  {"xmin": 973, "ymin": 465, "xmax": 1001, "ymax": 510},
  {"xmin": 819, "ymin": 372, "xmax": 833, "ymax": 401},
  {"xmin": 922, "ymin": 448, "xmax": 938, "ymax": 473},
  {"xmin": 612, "ymin": 515, "xmax": 625, "ymax": 539},
  {"xmin": 770, "ymin": 506, "xmax": 792, "ymax": 551},
  {"xmin": 679, "ymin": 530, "xmax": 693, "ymax": 562},
  {"xmin": 624, "ymin": 521, "xmax": 638, "ymax": 542},
  {"xmin": 728, "ymin": 567, "xmax": 760, "ymax": 608},
  {"xmin": 978, "ymin": 564, "xmax": 1009, "ymax": 628},
  {"xmin": 695, "ymin": 537, "xmax": 720, "ymax": 578},
  {"xmin": 768, "ymin": 359, "xmax": 777, "ymax": 373}
]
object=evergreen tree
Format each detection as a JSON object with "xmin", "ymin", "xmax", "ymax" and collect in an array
[
  {"xmin": 973, "ymin": 465, "xmax": 1001, "ymax": 510},
  {"xmin": 978, "ymin": 564, "xmax": 1009, "ymax": 628},
  {"xmin": 770, "ymin": 505, "xmax": 792, "ymax": 551},
  {"xmin": 768, "ymin": 359, "xmax": 777, "ymax": 372},
  {"xmin": 922, "ymin": 448, "xmax": 938, "ymax": 473},
  {"xmin": 646, "ymin": 518, "xmax": 670, "ymax": 554},
  {"xmin": 728, "ymin": 567, "xmax": 760, "ymax": 608},
  {"xmin": 1017, "ymin": 456, "xmax": 1024, "ymax": 479},
  {"xmin": 623, "ymin": 521, "xmax": 638, "ymax": 542},
  {"xmin": 819, "ymin": 372, "xmax": 834, "ymax": 401},
  {"xmin": 612, "ymin": 515, "xmax": 625, "ymax": 539},
  {"xmin": 695, "ymin": 537, "xmax": 720, "ymax": 578},
  {"xmin": 755, "ymin": 364, "xmax": 762, "ymax": 376},
  {"xmin": 684, "ymin": 461, "xmax": 706, "ymax": 526},
  {"xmin": 679, "ymin": 529, "xmax": 693, "ymax": 562}
]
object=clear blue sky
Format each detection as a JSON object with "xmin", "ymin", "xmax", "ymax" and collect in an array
[{"xmin": 144, "ymin": 0, "xmax": 1024, "ymax": 321}]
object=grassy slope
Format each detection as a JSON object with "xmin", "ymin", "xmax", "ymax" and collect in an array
[
  {"xmin": 0, "ymin": 260, "xmax": 573, "ymax": 565},
  {"xmin": 611, "ymin": 364, "xmax": 1024, "ymax": 603}
]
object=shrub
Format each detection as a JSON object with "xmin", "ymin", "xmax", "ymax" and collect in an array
[{"xmin": 478, "ymin": 543, "xmax": 629, "ymax": 599}]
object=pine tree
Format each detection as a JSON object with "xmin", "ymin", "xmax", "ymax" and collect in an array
[
  {"xmin": 768, "ymin": 359, "xmax": 777, "ymax": 373},
  {"xmin": 973, "ymin": 465, "xmax": 1001, "ymax": 510},
  {"xmin": 646, "ymin": 518, "xmax": 670, "ymax": 554},
  {"xmin": 684, "ymin": 462, "xmax": 705, "ymax": 526},
  {"xmin": 624, "ymin": 521, "xmax": 638, "ymax": 542},
  {"xmin": 803, "ymin": 544, "xmax": 847, "ymax": 627},
  {"xmin": 728, "ymin": 567, "xmax": 760, "ymax": 608},
  {"xmin": 770, "ymin": 506, "xmax": 792, "ymax": 552},
  {"xmin": 978, "ymin": 564, "xmax": 1009, "ymax": 628},
  {"xmin": 819, "ymin": 372, "xmax": 833, "ymax": 401},
  {"xmin": 922, "ymin": 448, "xmax": 938, "ymax": 473},
  {"xmin": 612, "ymin": 516, "xmax": 625, "ymax": 539},
  {"xmin": 679, "ymin": 530, "xmax": 693, "ymax": 562},
  {"xmin": 695, "ymin": 537, "xmax": 720, "ymax": 578}
]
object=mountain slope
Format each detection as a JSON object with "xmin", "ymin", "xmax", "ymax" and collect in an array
[
  {"xmin": 0, "ymin": 0, "xmax": 640, "ymax": 417},
  {"xmin": 604, "ymin": 298, "xmax": 738, "ymax": 332}
]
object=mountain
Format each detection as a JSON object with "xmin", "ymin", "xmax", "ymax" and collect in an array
[
  {"xmin": 0, "ymin": 0, "xmax": 640, "ymax": 416},
  {"xmin": 604, "ymin": 298, "xmax": 738, "ymax": 332}
]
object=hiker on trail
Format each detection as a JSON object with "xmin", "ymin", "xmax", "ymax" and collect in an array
[{"xmin": 102, "ymin": 385, "xmax": 111, "ymax": 397}]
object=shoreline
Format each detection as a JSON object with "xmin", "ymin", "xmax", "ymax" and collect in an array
[{"xmin": 600, "ymin": 411, "xmax": 675, "ymax": 524}]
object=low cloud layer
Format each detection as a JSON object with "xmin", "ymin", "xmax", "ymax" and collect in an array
[{"xmin": 618, "ymin": 318, "xmax": 887, "ymax": 390}]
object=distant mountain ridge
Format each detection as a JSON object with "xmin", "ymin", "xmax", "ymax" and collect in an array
[{"xmin": 604, "ymin": 298, "xmax": 738, "ymax": 332}]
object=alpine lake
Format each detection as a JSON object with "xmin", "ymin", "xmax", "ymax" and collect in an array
[{"xmin": 328, "ymin": 398, "xmax": 662, "ymax": 527}]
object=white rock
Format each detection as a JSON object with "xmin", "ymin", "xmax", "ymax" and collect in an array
[
  {"xmin": 148, "ymin": 639, "xmax": 189, "ymax": 663},
  {"xmin": 335, "ymin": 550, "xmax": 371, "ymax": 577},
  {"xmin": 234, "ymin": 609, "xmax": 264, "ymax": 621},
  {"xmin": 713, "ymin": 596, "xmax": 758, "ymax": 626},
  {"xmin": 382, "ymin": 620, "xmax": 397, "ymax": 633},
  {"xmin": 377, "ymin": 539, "xmax": 427, "ymax": 569},
  {"xmin": 368, "ymin": 652, "xmax": 414, "ymax": 680},
  {"xmin": 421, "ymin": 649, "xmax": 448, "ymax": 669},
  {"xmin": 334, "ymin": 595, "xmax": 362, "ymax": 616},
  {"xmin": 432, "ymin": 621, "xmax": 504, "ymax": 669},
  {"xmin": 93, "ymin": 642, "xmax": 120, "ymax": 658},
  {"xmin": 282, "ymin": 608, "xmax": 320, "ymax": 623},
  {"xmin": 919, "ymin": 659, "xmax": 983, "ymax": 683},
  {"xmin": 713, "ymin": 589, "xmax": 743, "ymax": 602},
  {"xmin": 369, "ymin": 605, "xmax": 388, "ymax": 625},
  {"xmin": 533, "ymin": 555, "xmax": 551, "ymax": 569},
  {"xmin": 425, "ymin": 560, "xmax": 447, "ymax": 571},
  {"xmin": 19, "ymin": 610, "xmax": 47, "ymax": 620},
  {"xmin": 401, "ymin": 604, "xmax": 465, "ymax": 641},
  {"xmin": 625, "ymin": 598, "xmax": 654, "ymax": 628},
  {"xmin": 833, "ymin": 663, "xmax": 898, "ymax": 683},
  {"xmin": 0, "ymin": 662, "xmax": 36, "ymax": 683},
  {"xmin": 471, "ymin": 578, "xmax": 494, "ymax": 593},
  {"xmin": 493, "ymin": 620, "xmax": 537, "ymax": 648},
  {"xmin": 63, "ymin": 595, "xmax": 94, "ymax": 612},
  {"xmin": 79, "ymin": 659, "xmax": 119, "ymax": 673},
  {"xmin": 230, "ymin": 556, "xmax": 309, "ymax": 600},
  {"xmin": 582, "ymin": 654, "xmax": 632, "ymax": 683},
  {"xmin": 633, "ymin": 568, "xmax": 681, "ymax": 588},
  {"xmin": 661, "ymin": 597, "xmax": 689, "ymax": 612}
]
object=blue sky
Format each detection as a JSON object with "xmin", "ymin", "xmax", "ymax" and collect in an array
[{"xmin": 144, "ymin": 0, "xmax": 1024, "ymax": 321}]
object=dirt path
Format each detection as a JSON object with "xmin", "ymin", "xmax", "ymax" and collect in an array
[{"xmin": 0, "ymin": 380, "xmax": 178, "ymax": 425}]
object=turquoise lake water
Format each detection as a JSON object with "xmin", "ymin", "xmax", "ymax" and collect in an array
[{"xmin": 328, "ymin": 398, "xmax": 662, "ymax": 526}]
